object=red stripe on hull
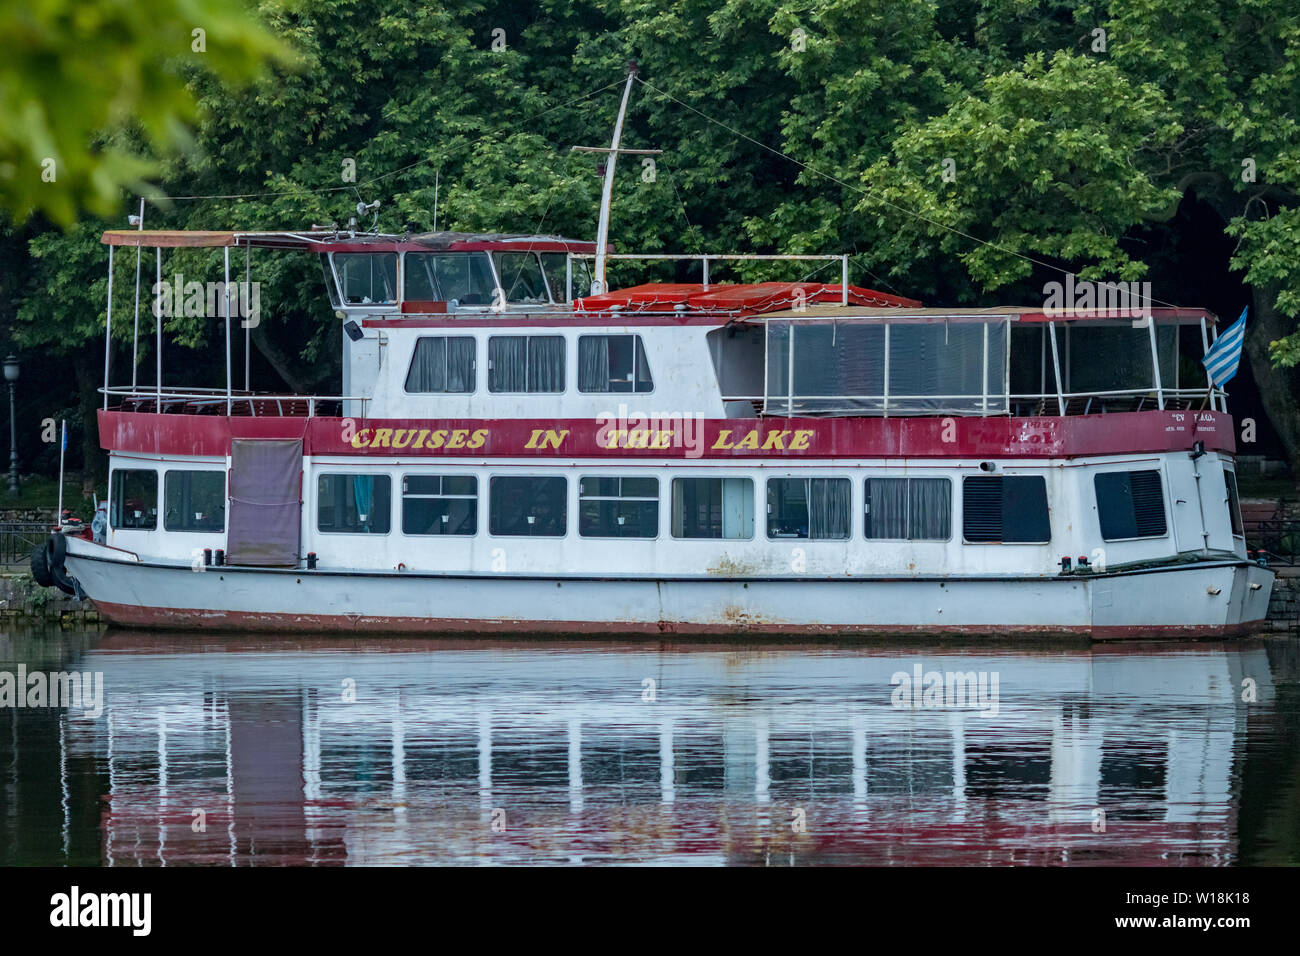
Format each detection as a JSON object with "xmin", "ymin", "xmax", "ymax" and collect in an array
[
  {"xmin": 90, "ymin": 600, "xmax": 1262, "ymax": 640},
  {"xmin": 99, "ymin": 409, "xmax": 1236, "ymax": 460}
]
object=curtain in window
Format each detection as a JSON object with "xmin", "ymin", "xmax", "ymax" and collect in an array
[
  {"xmin": 909, "ymin": 478, "xmax": 951, "ymax": 540},
  {"xmin": 529, "ymin": 336, "xmax": 565, "ymax": 392},
  {"xmin": 447, "ymin": 337, "xmax": 474, "ymax": 392},
  {"xmin": 407, "ymin": 338, "xmax": 447, "ymax": 392},
  {"xmin": 809, "ymin": 478, "xmax": 851, "ymax": 538},
  {"xmin": 352, "ymin": 475, "xmax": 374, "ymax": 531},
  {"xmin": 868, "ymin": 478, "xmax": 908, "ymax": 538},
  {"xmin": 579, "ymin": 336, "xmax": 611, "ymax": 391},
  {"xmin": 489, "ymin": 336, "xmax": 527, "ymax": 392}
]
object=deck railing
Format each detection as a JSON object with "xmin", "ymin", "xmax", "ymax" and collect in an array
[{"xmin": 101, "ymin": 387, "xmax": 369, "ymax": 418}]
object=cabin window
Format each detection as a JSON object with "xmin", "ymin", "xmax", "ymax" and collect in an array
[
  {"xmin": 962, "ymin": 475, "xmax": 1050, "ymax": 543},
  {"xmin": 164, "ymin": 471, "xmax": 226, "ymax": 533},
  {"xmin": 578, "ymin": 335, "xmax": 654, "ymax": 393},
  {"xmin": 405, "ymin": 252, "xmax": 497, "ymax": 305},
  {"xmin": 489, "ymin": 476, "xmax": 567, "ymax": 536},
  {"xmin": 671, "ymin": 477, "xmax": 754, "ymax": 539},
  {"xmin": 767, "ymin": 478, "xmax": 851, "ymax": 539},
  {"xmin": 317, "ymin": 474, "xmax": 391, "ymax": 534},
  {"xmin": 540, "ymin": 253, "xmax": 591, "ymax": 300},
  {"xmin": 110, "ymin": 469, "xmax": 158, "ymax": 530},
  {"xmin": 405, "ymin": 337, "xmax": 476, "ymax": 393},
  {"xmin": 864, "ymin": 477, "xmax": 951, "ymax": 540},
  {"xmin": 402, "ymin": 475, "xmax": 477, "ymax": 536},
  {"xmin": 1094, "ymin": 470, "xmax": 1167, "ymax": 540},
  {"xmin": 579, "ymin": 476, "xmax": 659, "ymax": 538},
  {"xmin": 1224, "ymin": 467, "xmax": 1244, "ymax": 537},
  {"xmin": 488, "ymin": 336, "xmax": 565, "ymax": 392},
  {"xmin": 333, "ymin": 253, "xmax": 398, "ymax": 305},
  {"xmin": 493, "ymin": 252, "xmax": 551, "ymax": 304}
]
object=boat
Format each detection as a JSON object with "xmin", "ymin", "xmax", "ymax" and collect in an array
[{"xmin": 30, "ymin": 77, "xmax": 1274, "ymax": 639}]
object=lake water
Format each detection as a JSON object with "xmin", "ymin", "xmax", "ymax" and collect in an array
[{"xmin": 2, "ymin": 626, "xmax": 1297, "ymax": 866}]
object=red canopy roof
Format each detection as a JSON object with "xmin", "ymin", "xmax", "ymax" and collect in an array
[{"xmin": 575, "ymin": 282, "xmax": 922, "ymax": 315}]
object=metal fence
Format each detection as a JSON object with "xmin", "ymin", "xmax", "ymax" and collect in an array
[
  {"xmin": 0, "ymin": 522, "xmax": 50, "ymax": 567},
  {"xmin": 1243, "ymin": 507, "xmax": 1300, "ymax": 566}
]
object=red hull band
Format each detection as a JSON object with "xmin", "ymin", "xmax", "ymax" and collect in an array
[
  {"xmin": 99, "ymin": 409, "xmax": 1235, "ymax": 460},
  {"xmin": 90, "ymin": 600, "xmax": 1262, "ymax": 641}
]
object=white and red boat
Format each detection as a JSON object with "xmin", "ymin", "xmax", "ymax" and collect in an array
[
  {"xmin": 30, "ymin": 219, "xmax": 1271, "ymax": 639},
  {"xmin": 31, "ymin": 78, "xmax": 1274, "ymax": 638}
]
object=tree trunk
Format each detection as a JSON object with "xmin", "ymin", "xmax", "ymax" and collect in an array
[
  {"xmin": 1244, "ymin": 283, "xmax": 1300, "ymax": 477},
  {"xmin": 72, "ymin": 348, "xmax": 105, "ymax": 497}
]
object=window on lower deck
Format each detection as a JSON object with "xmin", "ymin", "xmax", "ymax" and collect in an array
[
  {"xmin": 489, "ymin": 476, "xmax": 567, "ymax": 536},
  {"xmin": 671, "ymin": 477, "xmax": 754, "ymax": 539},
  {"xmin": 1094, "ymin": 470, "xmax": 1167, "ymax": 540},
  {"xmin": 578, "ymin": 335, "xmax": 653, "ymax": 392},
  {"xmin": 864, "ymin": 477, "xmax": 951, "ymax": 540},
  {"xmin": 317, "ymin": 474, "xmax": 391, "ymax": 534},
  {"xmin": 488, "ymin": 336, "xmax": 565, "ymax": 392},
  {"xmin": 962, "ymin": 475, "xmax": 1050, "ymax": 543},
  {"xmin": 402, "ymin": 475, "xmax": 477, "ymax": 535},
  {"xmin": 110, "ymin": 469, "xmax": 158, "ymax": 530},
  {"xmin": 164, "ymin": 471, "xmax": 226, "ymax": 532},
  {"xmin": 405, "ymin": 337, "xmax": 476, "ymax": 393},
  {"xmin": 767, "ymin": 478, "xmax": 851, "ymax": 539},
  {"xmin": 579, "ymin": 476, "xmax": 659, "ymax": 538}
]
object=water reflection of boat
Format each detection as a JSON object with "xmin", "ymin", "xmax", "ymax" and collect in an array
[{"xmin": 27, "ymin": 636, "xmax": 1279, "ymax": 865}]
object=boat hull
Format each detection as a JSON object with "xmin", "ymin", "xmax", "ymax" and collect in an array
[{"xmin": 64, "ymin": 540, "xmax": 1274, "ymax": 640}]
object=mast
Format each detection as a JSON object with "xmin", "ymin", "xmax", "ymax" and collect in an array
[{"xmin": 572, "ymin": 63, "xmax": 660, "ymax": 296}]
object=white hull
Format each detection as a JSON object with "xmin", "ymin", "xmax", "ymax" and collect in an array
[{"xmin": 64, "ymin": 537, "xmax": 1274, "ymax": 639}]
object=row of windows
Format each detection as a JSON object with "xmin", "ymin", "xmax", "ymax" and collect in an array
[
  {"xmin": 334, "ymin": 251, "xmax": 593, "ymax": 308},
  {"xmin": 108, "ymin": 467, "xmax": 1183, "ymax": 545},
  {"xmin": 404, "ymin": 334, "xmax": 654, "ymax": 394},
  {"xmin": 313, "ymin": 473, "xmax": 1037, "ymax": 542}
]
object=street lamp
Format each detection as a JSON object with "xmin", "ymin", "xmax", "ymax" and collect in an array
[{"xmin": 4, "ymin": 355, "xmax": 18, "ymax": 497}]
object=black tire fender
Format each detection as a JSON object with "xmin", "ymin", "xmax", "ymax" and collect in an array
[{"xmin": 30, "ymin": 545, "xmax": 54, "ymax": 587}]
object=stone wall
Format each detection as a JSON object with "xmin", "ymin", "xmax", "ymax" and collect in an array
[
  {"xmin": 0, "ymin": 572, "xmax": 101, "ymax": 626},
  {"xmin": 1266, "ymin": 567, "xmax": 1300, "ymax": 632}
]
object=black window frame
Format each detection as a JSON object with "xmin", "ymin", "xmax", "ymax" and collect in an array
[
  {"xmin": 401, "ymin": 474, "xmax": 478, "ymax": 537},
  {"xmin": 403, "ymin": 336, "xmax": 477, "ymax": 394},
  {"xmin": 962, "ymin": 475, "xmax": 1051, "ymax": 544},
  {"xmin": 577, "ymin": 334, "xmax": 654, "ymax": 393},
  {"xmin": 766, "ymin": 476, "xmax": 852, "ymax": 540},
  {"xmin": 1093, "ymin": 469, "xmax": 1168, "ymax": 541},
  {"xmin": 489, "ymin": 475, "xmax": 568, "ymax": 537},
  {"xmin": 316, "ymin": 473, "xmax": 392, "ymax": 535},
  {"xmin": 163, "ymin": 469, "xmax": 227, "ymax": 533},
  {"xmin": 110, "ymin": 468, "xmax": 159, "ymax": 531},
  {"xmin": 578, "ymin": 475, "xmax": 660, "ymax": 539},
  {"xmin": 487, "ymin": 335, "xmax": 567, "ymax": 393}
]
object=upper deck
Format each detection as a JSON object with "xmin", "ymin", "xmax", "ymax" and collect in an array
[{"xmin": 96, "ymin": 230, "xmax": 1228, "ymax": 424}]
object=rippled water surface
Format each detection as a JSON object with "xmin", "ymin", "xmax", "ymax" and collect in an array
[{"xmin": 2, "ymin": 627, "xmax": 1297, "ymax": 865}]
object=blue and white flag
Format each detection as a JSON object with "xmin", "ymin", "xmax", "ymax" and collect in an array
[{"xmin": 1203, "ymin": 308, "xmax": 1247, "ymax": 387}]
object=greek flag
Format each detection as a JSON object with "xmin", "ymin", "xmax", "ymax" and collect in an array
[{"xmin": 1203, "ymin": 308, "xmax": 1247, "ymax": 387}]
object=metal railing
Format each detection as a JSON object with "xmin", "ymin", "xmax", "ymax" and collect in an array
[
  {"xmin": 101, "ymin": 387, "xmax": 369, "ymax": 418},
  {"xmin": 0, "ymin": 521, "xmax": 51, "ymax": 566},
  {"xmin": 1243, "ymin": 510, "xmax": 1300, "ymax": 566}
]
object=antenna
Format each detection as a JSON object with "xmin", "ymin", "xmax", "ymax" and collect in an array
[{"xmin": 571, "ymin": 62, "xmax": 661, "ymax": 295}]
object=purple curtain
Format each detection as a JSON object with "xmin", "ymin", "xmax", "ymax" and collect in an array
[{"xmin": 226, "ymin": 439, "xmax": 302, "ymax": 566}]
